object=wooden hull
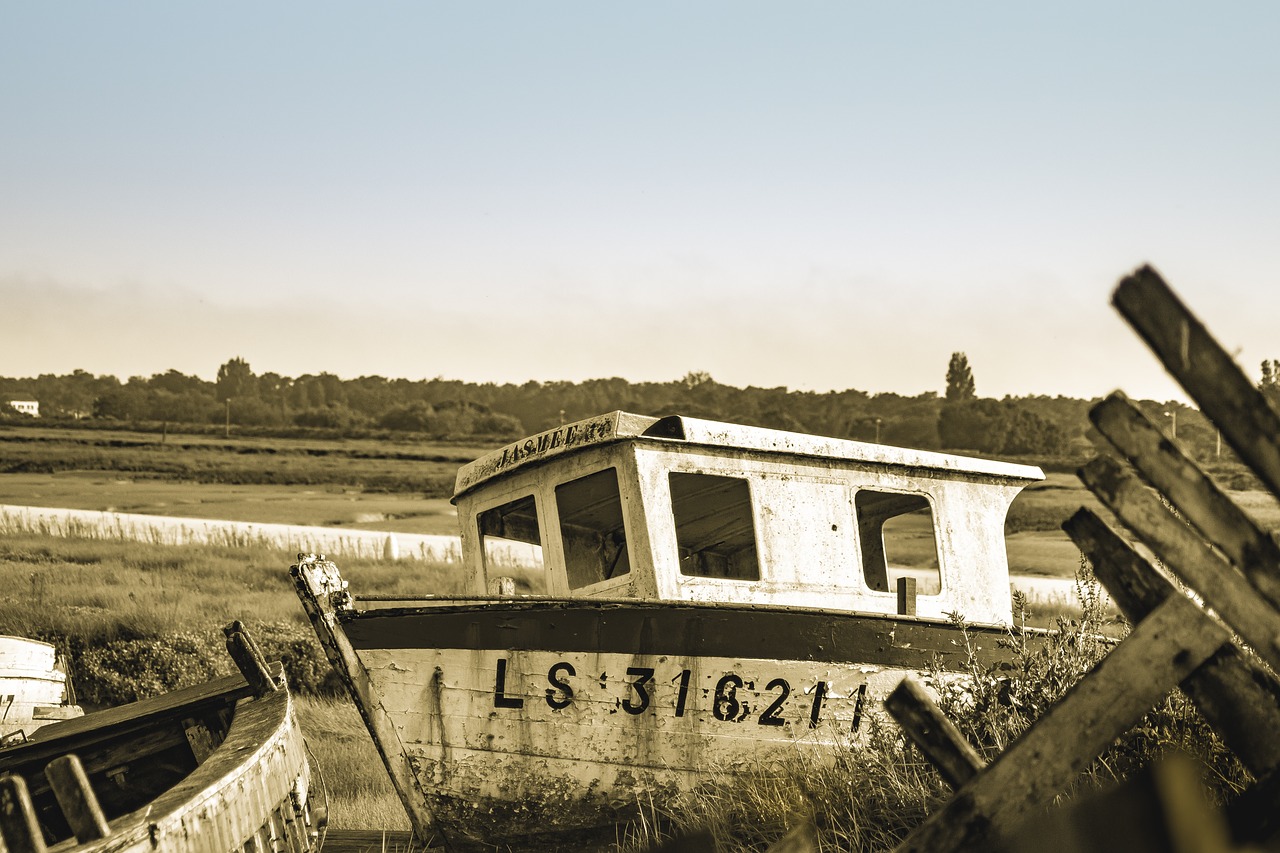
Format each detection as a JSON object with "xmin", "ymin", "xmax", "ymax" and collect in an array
[
  {"xmin": 0, "ymin": 666, "xmax": 318, "ymax": 852},
  {"xmin": 295, "ymin": 558, "xmax": 1017, "ymax": 845}
]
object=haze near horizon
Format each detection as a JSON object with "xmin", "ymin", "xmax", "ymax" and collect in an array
[{"xmin": 4, "ymin": 4, "xmax": 1280, "ymax": 403}]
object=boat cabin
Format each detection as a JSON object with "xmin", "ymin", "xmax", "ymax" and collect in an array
[{"xmin": 452, "ymin": 412, "xmax": 1043, "ymax": 625}]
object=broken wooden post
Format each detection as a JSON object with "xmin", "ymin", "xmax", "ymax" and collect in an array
[
  {"xmin": 224, "ymin": 622, "xmax": 278, "ymax": 697},
  {"xmin": 896, "ymin": 576, "xmax": 917, "ymax": 616},
  {"xmin": 1064, "ymin": 508, "xmax": 1280, "ymax": 779},
  {"xmin": 885, "ymin": 676, "xmax": 983, "ymax": 789},
  {"xmin": 1113, "ymin": 266, "xmax": 1280, "ymax": 499},
  {"xmin": 1088, "ymin": 392, "xmax": 1280, "ymax": 610},
  {"xmin": 0, "ymin": 774, "xmax": 47, "ymax": 853},
  {"xmin": 1079, "ymin": 455, "xmax": 1280, "ymax": 674},
  {"xmin": 44, "ymin": 754, "xmax": 110, "ymax": 842}
]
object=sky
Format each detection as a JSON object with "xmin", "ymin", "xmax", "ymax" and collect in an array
[{"xmin": 4, "ymin": 3, "xmax": 1280, "ymax": 403}]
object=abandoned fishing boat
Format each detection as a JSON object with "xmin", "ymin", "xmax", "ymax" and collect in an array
[
  {"xmin": 293, "ymin": 411, "xmax": 1044, "ymax": 845},
  {"xmin": 0, "ymin": 636, "xmax": 83, "ymax": 746},
  {"xmin": 0, "ymin": 624, "xmax": 321, "ymax": 853}
]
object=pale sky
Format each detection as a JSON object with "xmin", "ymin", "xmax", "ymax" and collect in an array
[{"xmin": 4, "ymin": 3, "xmax": 1279, "ymax": 402}]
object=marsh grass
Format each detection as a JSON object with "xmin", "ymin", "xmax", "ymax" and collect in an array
[
  {"xmin": 297, "ymin": 695, "xmax": 412, "ymax": 831},
  {"xmin": 0, "ymin": 529, "xmax": 466, "ymax": 704}
]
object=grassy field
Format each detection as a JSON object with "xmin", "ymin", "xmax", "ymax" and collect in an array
[
  {"xmin": 0, "ymin": 424, "xmax": 501, "ymax": 496},
  {"xmin": 0, "ymin": 530, "xmax": 445, "ymax": 829}
]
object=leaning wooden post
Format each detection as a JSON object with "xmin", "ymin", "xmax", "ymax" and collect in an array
[
  {"xmin": 1064, "ymin": 508, "xmax": 1280, "ymax": 779},
  {"xmin": 1113, "ymin": 266, "xmax": 1280, "ymax": 499},
  {"xmin": 224, "ymin": 623, "xmax": 278, "ymax": 697},
  {"xmin": 1079, "ymin": 455, "xmax": 1280, "ymax": 674},
  {"xmin": 885, "ymin": 676, "xmax": 984, "ymax": 789},
  {"xmin": 44, "ymin": 754, "xmax": 111, "ymax": 842},
  {"xmin": 0, "ymin": 774, "xmax": 47, "ymax": 853}
]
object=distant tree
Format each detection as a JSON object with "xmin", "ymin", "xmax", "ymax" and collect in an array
[
  {"xmin": 682, "ymin": 371, "xmax": 713, "ymax": 389},
  {"xmin": 215, "ymin": 357, "xmax": 257, "ymax": 400},
  {"xmin": 945, "ymin": 353, "xmax": 976, "ymax": 402}
]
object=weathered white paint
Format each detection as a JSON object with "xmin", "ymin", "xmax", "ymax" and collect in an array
[
  {"xmin": 455, "ymin": 412, "xmax": 1042, "ymax": 626},
  {"xmin": 0, "ymin": 636, "xmax": 82, "ymax": 742},
  {"xmin": 364, "ymin": 645, "xmax": 898, "ymax": 842}
]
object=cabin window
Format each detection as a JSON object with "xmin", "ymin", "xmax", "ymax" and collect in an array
[
  {"xmin": 478, "ymin": 495, "xmax": 545, "ymax": 592},
  {"xmin": 670, "ymin": 472, "xmax": 760, "ymax": 580},
  {"xmin": 555, "ymin": 467, "xmax": 631, "ymax": 589},
  {"xmin": 855, "ymin": 490, "xmax": 941, "ymax": 595}
]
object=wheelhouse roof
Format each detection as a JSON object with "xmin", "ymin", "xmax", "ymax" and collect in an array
[{"xmin": 452, "ymin": 411, "xmax": 1044, "ymax": 502}]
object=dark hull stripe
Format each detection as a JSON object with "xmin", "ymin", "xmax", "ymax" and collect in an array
[{"xmin": 343, "ymin": 600, "xmax": 1027, "ymax": 669}]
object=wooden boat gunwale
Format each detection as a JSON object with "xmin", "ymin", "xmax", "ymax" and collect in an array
[{"xmin": 1, "ymin": 658, "xmax": 317, "ymax": 852}]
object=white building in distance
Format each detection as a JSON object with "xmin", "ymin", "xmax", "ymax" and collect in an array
[{"xmin": 4, "ymin": 398, "xmax": 39, "ymax": 417}]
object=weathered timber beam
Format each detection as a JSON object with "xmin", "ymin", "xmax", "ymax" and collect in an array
[
  {"xmin": 1113, "ymin": 266, "xmax": 1280, "ymax": 501},
  {"xmin": 892, "ymin": 592, "xmax": 1223, "ymax": 852},
  {"xmin": 1089, "ymin": 392, "xmax": 1280, "ymax": 609},
  {"xmin": 885, "ymin": 676, "xmax": 984, "ymax": 789},
  {"xmin": 1064, "ymin": 508, "xmax": 1280, "ymax": 778},
  {"xmin": 1079, "ymin": 455, "xmax": 1280, "ymax": 673}
]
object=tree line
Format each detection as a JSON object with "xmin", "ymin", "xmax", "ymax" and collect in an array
[{"xmin": 0, "ymin": 354, "xmax": 1246, "ymax": 464}]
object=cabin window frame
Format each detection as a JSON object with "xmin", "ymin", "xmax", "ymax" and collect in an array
[
  {"xmin": 666, "ymin": 469, "xmax": 763, "ymax": 584},
  {"xmin": 472, "ymin": 486, "xmax": 551, "ymax": 595},
  {"xmin": 551, "ymin": 464, "xmax": 637, "ymax": 595},
  {"xmin": 851, "ymin": 486, "xmax": 944, "ymax": 598}
]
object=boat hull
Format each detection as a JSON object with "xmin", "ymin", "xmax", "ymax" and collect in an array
[
  {"xmin": 0, "ymin": 635, "xmax": 83, "ymax": 742},
  {"xmin": 308, "ymin": 587, "xmax": 1016, "ymax": 844},
  {"xmin": 0, "ymin": 666, "xmax": 317, "ymax": 853}
]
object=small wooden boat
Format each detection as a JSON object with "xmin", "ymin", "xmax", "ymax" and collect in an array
[
  {"xmin": 293, "ymin": 412, "xmax": 1044, "ymax": 846},
  {"xmin": 0, "ymin": 636, "xmax": 83, "ymax": 745},
  {"xmin": 0, "ymin": 625, "xmax": 320, "ymax": 853}
]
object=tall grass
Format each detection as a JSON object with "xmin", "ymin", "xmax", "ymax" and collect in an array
[
  {"xmin": 297, "ymin": 695, "xmax": 412, "ymax": 831},
  {"xmin": 0, "ymin": 531, "xmax": 465, "ymax": 704}
]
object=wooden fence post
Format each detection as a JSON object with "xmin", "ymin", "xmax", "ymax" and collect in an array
[{"xmin": 44, "ymin": 754, "xmax": 111, "ymax": 842}]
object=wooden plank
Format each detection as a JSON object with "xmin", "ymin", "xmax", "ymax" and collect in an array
[
  {"xmin": 1078, "ymin": 455, "xmax": 1280, "ymax": 673},
  {"xmin": 44, "ymin": 754, "xmax": 111, "ymax": 842},
  {"xmin": 1089, "ymin": 392, "xmax": 1280, "ymax": 609},
  {"xmin": 892, "ymin": 593, "xmax": 1224, "ymax": 852},
  {"xmin": 1113, "ymin": 266, "xmax": 1280, "ymax": 501},
  {"xmin": 884, "ymin": 676, "xmax": 984, "ymax": 789},
  {"xmin": 1064, "ymin": 508, "xmax": 1280, "ymax": 778}
]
